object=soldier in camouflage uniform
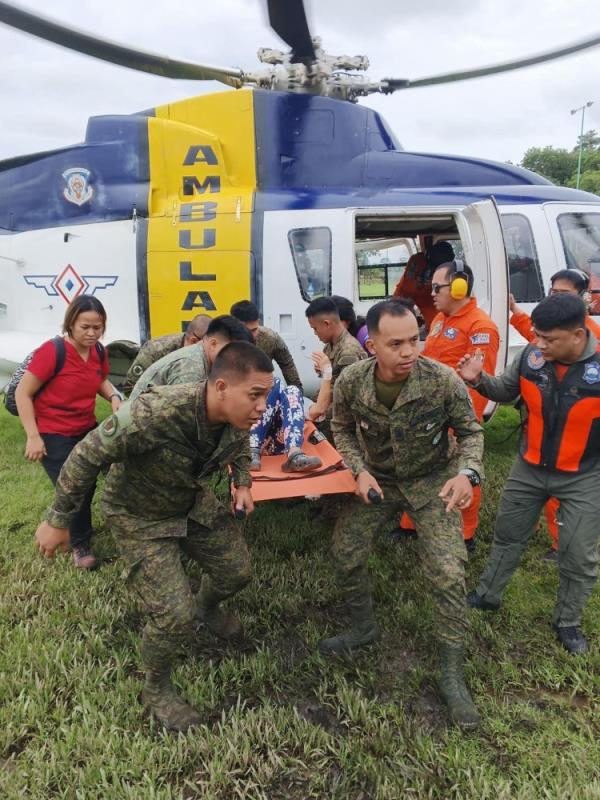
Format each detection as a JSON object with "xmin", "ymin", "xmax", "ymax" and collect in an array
[
  {"xmin": 305, "ymin": 297, "xmax": 366, "ymax": 437},
  {"xmin": 231, "ymin": 300, "xmax": 303, "ymax": 391},
  {"xmin": 325, "ymin": 299, "xmax": 484, "ymax": 729},
  {"xmin": 129, "ymin": 315, "xmax": 251, "ymax": 401},
  {"xmin": 123, "ymin": 313, "xmax": 211, "ymax": 394},
  {"xmin": 35, "ymin": 343, "xmax": 274, "ymax": 732}
]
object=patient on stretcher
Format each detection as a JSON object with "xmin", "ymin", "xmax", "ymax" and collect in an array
[{"xmin": 249, "ymin": 377, "xmax": 322, "ymax": 473}]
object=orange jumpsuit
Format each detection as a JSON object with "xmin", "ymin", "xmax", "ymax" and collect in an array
[
  {"xmin": 510, "ymin": 308, "xmax": 600, "ymax": 550},
  {"xmin": 401, "ymin": 298, "xmax": 499, "ymax": 541},
  {"xmin": 393, "ymin": 253, "xmax": 438, "ymax": 329}
]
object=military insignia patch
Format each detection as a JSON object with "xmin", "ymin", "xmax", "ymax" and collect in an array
[
  {"xmin": 430, "ymin": 321, "xmax": 443, "ymax": 336},
  {"xmin": 527, "ymin": 349, "xmax": 546, "ymax": 370},
  {"xmin": 101, "ymin": 416, "xmax": 119, "ymax": 437},
  {"xmin": 62, "ymin": 167, "xmax": 93, "ymax": 206},
  {"xmin": 583, "ymin": 362, "xmax": 600, "ymax": 384},
  {"xmin": 444, "ymin": 327, "xmax": 458, "ymax": 340},
  {"xmin": 471, "ymin": 332, "xmax": 490, "ymax": 345}
]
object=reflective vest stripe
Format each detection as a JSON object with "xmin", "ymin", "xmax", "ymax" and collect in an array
[
  {"xmin": 519, "ymin": 377, "xmax": 544, "ymax": 464},
  {"xmin": 555, "ymin": 397, "xmax": 600, "ymax": 471}
]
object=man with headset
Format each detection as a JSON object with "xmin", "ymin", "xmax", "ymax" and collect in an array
[{"xmin": 399, "ymin": 259, "xmax": 499, "ymax": 550}]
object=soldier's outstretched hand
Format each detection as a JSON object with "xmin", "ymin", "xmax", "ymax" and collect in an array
[
  {"xmin": 457, "ymin": 349, "xmax": 485, "ymax": 385},
  {"xmin": 35, "ymin": 521, "xmax": 70, "ymax": 558},
  {"xmin": 231, "ymin": 485, "xmax": 254, "ymax": 518},
  {"xmin": 356, "ymin": 470, "xmax": 384, "ymax": 504},
  {"xmin": 439, "ymin": 475, "xmax": 473, "ymax": 513}
]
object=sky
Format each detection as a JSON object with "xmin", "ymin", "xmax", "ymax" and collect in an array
[{"xmin": 0, "ymin": 0, "xmax": 599, "ymax": 165}]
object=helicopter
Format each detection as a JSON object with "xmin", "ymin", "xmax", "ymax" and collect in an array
[{"xmin": 0, "ymin": 0, "xmax": 599, "ymax": 395}]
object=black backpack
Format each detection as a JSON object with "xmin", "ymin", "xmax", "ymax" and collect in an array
[{"xmin": 3, "ymin": 337, "xmax": 104, "ymax": 416}]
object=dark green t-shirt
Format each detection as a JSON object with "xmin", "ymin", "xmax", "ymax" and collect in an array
[{"xmin": 374, "ymin": 375, "xmax": 408, "ymax": 410}]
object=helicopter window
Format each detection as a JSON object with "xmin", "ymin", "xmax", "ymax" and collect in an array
[
  {"xmin": 557, "ymin": 212, "xmax": 600, "ymax": 316},
  {"xmin": 356, "ymin": 241, "xmax": 412, "ymax": 300},
  {"xmin": 500, "ymin": 214, "xmax": 544, "ymax": 303},
  {"xmin": 288, "ymin": 227, "xmax": 332, "ymax": 302}
]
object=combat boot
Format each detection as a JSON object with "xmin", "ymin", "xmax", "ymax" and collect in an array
[
  {"xmin": 195, "ymin": 577, "xmax": 244, "ymax": 641},
  {"xmin": 318, "ymin": 593, "xmax": 378, "ymax": 655},
  {"xmin": 438, "ymin": 643, "xmax": 481, "ymax": 730},
  {"xmin": 141, "ymin": 668, "xmax": 202, "ymax": 732}
]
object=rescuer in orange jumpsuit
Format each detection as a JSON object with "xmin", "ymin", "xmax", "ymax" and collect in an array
[
  {"xmin": 509, "ymin": 268, "xmax": 600, "ymax": 561},
  {"xmin": 400, "ymin": 259, "xmax": 499, "ymax": 551},
  {"xmin": 392, "ymin": 241, "xmax": 455, "ymax": 330}
]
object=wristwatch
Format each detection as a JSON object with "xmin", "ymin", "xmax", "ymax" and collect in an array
[
  {"xmin": 459, "ymin": 468, "xmax": 481, "ymax": 487},
  {"xmin": 109, "ymin": 390, "xmax": 124, "ymax": 402}
]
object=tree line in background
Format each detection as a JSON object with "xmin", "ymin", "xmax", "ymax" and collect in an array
[{"xmin": 520, "ymin": 130, "xmax": 600, "ymax": 195}]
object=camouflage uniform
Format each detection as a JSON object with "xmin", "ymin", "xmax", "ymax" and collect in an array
[
  {"xmin": 330, "ymin": 356, "xmax": 484, "ymax": 646},
  {"xmin": 129, "ymin": 343, "xmax": 209, "ymax": 401},
  {"xmin": 45, "ymin": 383, "xmax": 252, "ymax": 680},
  {"xmin": 324, "ymin": 327, "xmax": 367, "ymax": 390},
  {"xmin": 256, "ymin": 326, "xmax": 303, "ymax": 391},
  {"xmin": 318, "ymin": 328, "xmax": 367, "ymax": 438},
  {"xmin": 124, "ymin": 333, "xmax": 184, "ymax": 394}
]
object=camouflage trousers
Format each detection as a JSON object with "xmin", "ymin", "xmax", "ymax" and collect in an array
[
  {"xmin": 107, "ymin": 488, "xmax": 251, "ymax": 673},
  {"xmin": 331, "ymin": 480, "xmax": 468, "ymax": 646}
]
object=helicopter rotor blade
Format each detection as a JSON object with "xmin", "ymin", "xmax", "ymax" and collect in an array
[
  {"xmin": 0, "ymin": 1, "xmax": 245, "ymax": 86},
  {"xmin": 266, "ymin": 0, "xmax": 315, "ymax": 63},
  {"xmin": 380, "ymin": 31, "xmax": 600, "ymax": 93}
]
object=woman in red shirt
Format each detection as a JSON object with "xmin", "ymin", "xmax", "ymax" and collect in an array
[{"xmin": 15, "ymin": 295, "xmax": 121, "ymax": 569}]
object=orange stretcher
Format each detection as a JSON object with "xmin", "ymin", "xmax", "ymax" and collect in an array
[{"xmin": 248, "ymin": 421, "xmax": 357, "ymax": 502}]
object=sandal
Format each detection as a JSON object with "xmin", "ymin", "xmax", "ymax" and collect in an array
[{"xmin": 281, "ymin": 452, "xmax": 322, "ymax": 473}]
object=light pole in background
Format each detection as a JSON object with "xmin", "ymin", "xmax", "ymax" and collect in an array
[{"xmin": 571, "ymin": 101, "xmax": 594, "ymax": 189}]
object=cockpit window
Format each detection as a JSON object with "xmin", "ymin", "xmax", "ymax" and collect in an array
[
  {"xmin": 288, "ymin": 227, "xmax": 332, "ymax": 301},
  {"xmin": 557, "ymin": 212, "xmax": 600, "ymax": 316},
  {"xmin": 500, "ymin": 214, "xmax": 544, "ymax": 302}
]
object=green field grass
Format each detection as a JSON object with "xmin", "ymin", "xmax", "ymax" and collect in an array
[{"xmin": 1, "ymin": 402, "xmax": 598, "ymax": 799}]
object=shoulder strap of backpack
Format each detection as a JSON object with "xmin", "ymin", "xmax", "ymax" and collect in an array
[
  {"xmin": 51, "ymin": 336, "xmax": 66, "ymax": 378},
  {"xmin": 95, "ymin": 341, "xmax": 106, "ymax": 361}
]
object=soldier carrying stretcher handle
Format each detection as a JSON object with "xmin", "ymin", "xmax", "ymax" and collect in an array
[
  {"xmin": 323, "ymin": 298, "xmax": 484, "ymax": 730},
  {"xmin": 34, "ymin": 342, "xmax": 275, "ymax": 733}
]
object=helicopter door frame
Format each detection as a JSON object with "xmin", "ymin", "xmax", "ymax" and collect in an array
[{"xmin": 459, "ymin": 197, "xmax": 510, "ymax": 374}]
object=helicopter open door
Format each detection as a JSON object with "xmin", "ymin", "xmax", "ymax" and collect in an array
[
  {"xmin": 459, "ymin": 198, "xmax": 510, "ymax": 375},
  {"xmin": 353, "ymin": 198, "xmax": 510, "ymax": 375}
]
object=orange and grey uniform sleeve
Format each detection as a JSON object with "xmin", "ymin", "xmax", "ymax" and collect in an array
[
  {"xmin": 472, "ymin": 354, "xmax": 522, "ymax": 404},
  {"xmin": 467, "ymin": 323, "xmax": 500, "ymax": 419},
  {"xmin": 510, "ymin": 309, "xmax": 535, "ymax": 343},
  {"xmin": 444, "ymin": 371, "xmax": 485, "ymax": 477},
  {"xmin": 330, "ymin": 371, "xmax": 367, "ymax": 477}
]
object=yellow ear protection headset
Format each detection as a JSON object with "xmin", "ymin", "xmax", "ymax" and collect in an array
[{"xmin": 449, "ymin": 259, "xmax": 472, "ymax": 300}]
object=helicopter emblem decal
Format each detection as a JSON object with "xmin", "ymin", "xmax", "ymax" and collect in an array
[
  {"xmin": 62, "ymin": 167, "xmax": 93, "ymax": 206},
  {"xmin": 24, "ymin": 264, "xmax": 118, "ymax": 303}
]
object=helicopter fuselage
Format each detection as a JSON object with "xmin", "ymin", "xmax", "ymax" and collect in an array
[{"xmin": 1, "ymin": 88, "xmax": 599, "ymax": 393}]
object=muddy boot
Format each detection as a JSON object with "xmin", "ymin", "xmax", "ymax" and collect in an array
[
  {"xmin": 141, "ymin": 668, "xmax": 202, "ymax": 732},
  {"xmin": 195, "ymin": 576, "xmax": 244, "ymax": 641},
  {"xmin": 318, "ymin": 593, "xmax": 378, "ymax": 655},
  {"xmin": 438, "ymin": 643, "xmax": 481, "ymax": 730}
]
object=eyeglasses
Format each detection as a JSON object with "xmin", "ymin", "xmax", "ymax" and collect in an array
[{"xmin": 431, "ymin": 283, "xmax": 451, "ymax": 294}]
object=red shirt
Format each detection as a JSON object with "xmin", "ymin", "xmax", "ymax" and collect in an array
[
  {"xmin": 424, "ymin": 298, "xmax": 499, "ymax": 420},
  {"xmin": 28, "ymin": 338, "xmax": 109, "ymax": 436}
]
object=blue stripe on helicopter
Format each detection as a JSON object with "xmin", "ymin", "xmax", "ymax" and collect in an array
[
  {"xmin": 0, "ymin": 114, "xmax": 150, "ymax": 232},
  {"xmin": 1, "ymin": 89, "xmax": 598, "ymax": 233}
]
